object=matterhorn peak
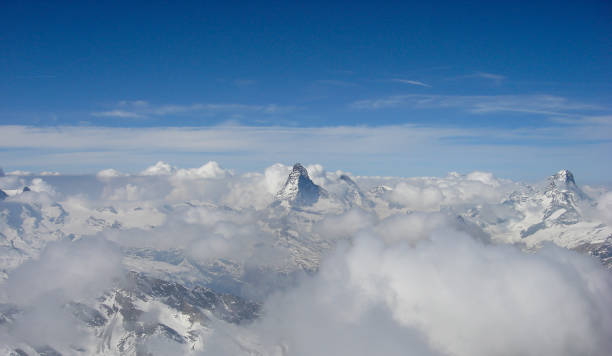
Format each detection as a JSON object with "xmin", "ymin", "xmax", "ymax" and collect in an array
[
  {"xmin": 546, "ymin": 169, "xmax": 587, "ymax": 196},
  {"xmin": 291, "ymin": 163, "xmax": 309, "ymax": 176},
  {"xmin": 550, "ymin": 169, "xmax": 576, "ymax": 187},
  {"xmin": 275, "ymin": 163, "xmax": 327, "ymax": 206}
]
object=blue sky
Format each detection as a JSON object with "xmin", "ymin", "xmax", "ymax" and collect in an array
[{"xmin": 1, "ymin": 1, "xmax": 611, "ymax": 182}]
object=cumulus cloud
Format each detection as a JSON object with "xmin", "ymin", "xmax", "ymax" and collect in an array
[
  {"xmin": 39, "ymin": 171, "xmax": 61, "ymax": 176},
  {"xmin": 6, "ymin": 170, "xmax": 33, "ymax": 176},
  {"xmin": 141, "ymin": 161, "xmax": 177, "ymax": 176},
  {"xmin": 3, "ymin": 238, "xmax": 122, "ymax": 304},
  {"xmin": 387, "ymin": 172, "xmax": 511, "ymax": 211},
  {"xmin": 173, "ymin": 161, "xmax": 231, "ymax": 180},
  {"xmin": 248, "ymin": 229, "xmax": 612, "ymax": 356},
  {"xmin": 0, "ymin": 238, "xmax": 122, "ymax": 352},
  {"xmin": 1, "ymin": 161, "xmax": 611, "ymax": 355},
  {"xmin": 596, "ymin": 192, "xmax": 612, "ymax": 226},
  {"xmin": 97, "ymin": 168, "xmax": 126, "ymax": 179}
]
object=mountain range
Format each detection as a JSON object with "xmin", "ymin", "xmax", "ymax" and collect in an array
[{"xmin": 0, "ymin": 164, "xmax": 610, "ymax": 354}]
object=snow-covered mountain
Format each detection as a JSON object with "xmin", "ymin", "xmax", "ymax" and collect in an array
[
  {"xmin": 0, "ymin": 164, "xmax": 611, "ymax": 354},
  {"xmin": 275, "ymin": 163, "xmax": 328, "ymax": 206},
  {"xmin": 0, "ymin": 272, "xmax": 259, "ymax": 355},
  {"xmin": 457, "ymin": 170, "xmax": 611, "ymax": 265}
]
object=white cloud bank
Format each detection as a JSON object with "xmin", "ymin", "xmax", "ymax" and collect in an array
[
  {"xmin": 1, "ymin": 161, "xmax": 612, "ymax": 355},
  {"xmin": 0, "ymin": 124, "xmax": 611, "ymax": 182},
  {"xmin": 243, "ymin": 229, "xmax": 612, "ymax": 356}
]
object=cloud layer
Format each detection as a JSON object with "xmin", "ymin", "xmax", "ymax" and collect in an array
[
  {"xmin": 1, "ymin": 123, "xmax": 611, "ymax": 182},
  {"xmin": 0, "ymin": 161, "xmax": 611, "ymax": 355}
]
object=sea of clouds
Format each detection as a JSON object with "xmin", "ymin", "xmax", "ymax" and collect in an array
[{"xmin": 0, "ymin": 161, "xmax": 611, "ymax": 355}]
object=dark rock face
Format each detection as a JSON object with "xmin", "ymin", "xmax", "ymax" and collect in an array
[
  {"xmin": 276, "ymin": 163, "xmax": 327, "ymax": 206},
  {"xmin": 120, "ymin": 272, "xmax": 260, "ymax": 324},
  {"xmin": 68, "ymin": 302, "xmax": 107, "ymax": 327},
  {"xmin": 573, "ymin": 236, "xmax": 612, "ymax": 268},
  {"xmin": 0, "ymin": 189, "xmax": 8, "ymax": 200},
  {"xmin": 34, "ymin": 346, "xmax": 62, "ymax": 356}
]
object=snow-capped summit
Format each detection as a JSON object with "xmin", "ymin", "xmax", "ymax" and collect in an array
[
  {"xmin": 275, "ymin": 163, "xmax": 327, "ymax": 206},
  {"xmin": 548, "ymin": 169, "xmax": 577, "ymax": 189},
  {"xmin": 544, "ymin": 169, "xmax": 590, "ymax": 216},
  {"xmin": 475, "ymin": 169, "xmax": 611, "ymax": 252}
]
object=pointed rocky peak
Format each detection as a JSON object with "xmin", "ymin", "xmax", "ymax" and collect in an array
[
  {"xmin": 291, "ymin": 163, "xmax": 309, "ymax": 177},
  {"xmin": 22, "ymin": 186, "xmax": 31, "ymax": 193},
  {"xmin": 550, "ymin": 170, "xmax": 576, "ymax": 187},
  {"xmin": 545, "ymin": 169, "xmax": 588, "ymax": 200},
  {"xmin": 0, "ymin": 189, "xmax": 7, "ymax": 200},
  {"xmin": 275, "ymin": 163, "xmax": 327, "ymax": 206}
]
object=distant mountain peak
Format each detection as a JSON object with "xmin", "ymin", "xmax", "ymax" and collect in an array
[
  {"xmin": 339, "ymin": 174, "xmax": 357, "ymax": 186},
  {"xmin": 339, "ymin": 174, "xmax": 374, "ymax": 208},
  {"xmin": 545, "ymin": 169, "xmax": 589, "ymax": 200},
  {"xmin": 292, "ymin": 163, "xmax": 308, "ymax": 176},
  {"xmin": 0, "ymin": 189, "xmax": 7, "ymax": 200},
  {"xmin": 275, "ymin": 163, "xmax": 327, "ymax": 206},
  {"xmin": 550, "ymin": 169, "xmax": 576, "ymax": 187}
]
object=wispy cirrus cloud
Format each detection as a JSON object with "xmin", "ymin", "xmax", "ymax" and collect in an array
[
  {"xmin": 90, "ymin": 100, "xmax": 296, "ymax": 118},
  {"xmin": 350, "ymin": 94, "xmax": 603, "ymax": 117},
  {"xmin": 390, "ymin": 78, "xmax": 431, "ymax": 87},
  {"xmin": 446, "ymin": 71, "xmax": 506, "ymax": 84},
  {"xmin": 472, "ymin": 71, "xmax": 506, "ymax": 82},
  {"xmin": 550, "ymin": 115, "xmax": 612, "ymax": 126},
  {"xmin": 91, "ymin": 110, "xmax": 145, "ymax": 118},
  {"xmin": 315, "ymin": 79, "xmax": 357, "ymax": 87}
]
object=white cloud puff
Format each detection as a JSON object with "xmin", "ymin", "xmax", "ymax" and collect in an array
[
  {"xmin": 249, "ymin": 230, "xmax": 612, "ymax": 356},
  {"xmin": 3, "ymin": 238, "xmax": 122, "ymax": 305},
  {"xmin": 140, "ymin": 161, "xmax": 177, "ymax": 176},
  {"xmin": 596, "ymin": 192, "xmax": 612, "ymax": 226},
  {"xmin": 96, "ymin": 168, "xmax": 126, "ymax": 179},
  {"xmin": 173, "ymin": 161, "xmax": 231, "ymax": 180}
]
